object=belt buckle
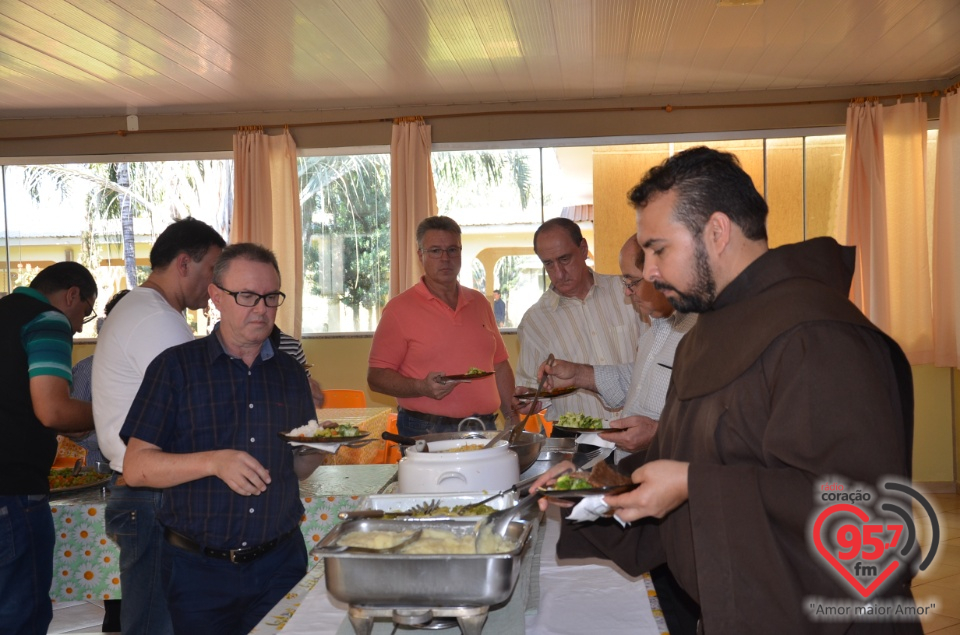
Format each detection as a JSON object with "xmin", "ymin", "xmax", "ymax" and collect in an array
[{"xmin": 228, "ymin": 547, "xmax": 255, "ymax": 564}]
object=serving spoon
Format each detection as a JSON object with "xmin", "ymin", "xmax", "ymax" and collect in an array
[
  {"xmin": 483, "ymin": 353, "xmax": 554, "ymax": 451},
  {"xmin": 322, "ymin": 528, "xmax": 424, "ymax": 554},
  {"xmin": 507, "ymin": 353, "xmax": 554, "ymax": 446}
]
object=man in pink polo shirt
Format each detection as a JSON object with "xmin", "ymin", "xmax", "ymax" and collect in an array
[{"xmin": 368, "ymin": 216, "xmax": 520, "ymax": 436}]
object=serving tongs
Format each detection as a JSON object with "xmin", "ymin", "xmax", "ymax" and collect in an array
[
  {"xmin": 486, "ymin": 353, "xmax": 554, "ymax": 450},
  {"xmin": 455, "ymin": 473, "xmax": 542, "ymax": 515},
  {"xmin": 474, "ymin": 491, "xmax": 543, "ymax": 550}
]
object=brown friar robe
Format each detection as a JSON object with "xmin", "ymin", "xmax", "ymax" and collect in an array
[{"xmin": 557, "ymin": 237, "xmax": 919, "ymax": 635}]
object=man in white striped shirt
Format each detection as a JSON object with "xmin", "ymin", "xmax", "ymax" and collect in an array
[
  {"xmin": 536, "ymin": 234, "xmax": 701, "ymax": 635},
  {"xmin": 540, "ymin": 235, "xmax": 696, "ymax": 457},
  {"xmin": 516, "ymin": 218, "xmax": 644, "ymax": 421}
]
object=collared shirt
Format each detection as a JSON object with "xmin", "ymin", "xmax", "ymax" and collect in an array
[
  {"xmin": 369, "ymin": 278, "xmax": 509, "ymax": 418},
  {"xmin": 70, "ymin": 355, "xmax": 105, "ymax": 465},
  {"xmin": 120, "ymin": 327, "xmax": 314, "ymax": 550},
  {"xmin": 517, "ymin": 271, "xmax": 644, "ymax": 420},
  {"xmin": 594, "ymin": 312, "xmax": 697, "ymax": 418},
  {"xmin": 16, "ymin": 287, "xmax": 74, "ymax": 385}
]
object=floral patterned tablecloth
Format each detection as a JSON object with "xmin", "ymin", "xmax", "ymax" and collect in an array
[{"xmin": 49, "ymin": 464, "xmax": 398, "ymax": 604}]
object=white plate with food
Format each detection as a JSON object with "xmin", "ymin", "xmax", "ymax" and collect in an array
[{"xmin": 279, "ymin": 419, "xmax": 370, "ymax": 449}]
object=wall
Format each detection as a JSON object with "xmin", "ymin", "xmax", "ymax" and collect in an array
[{"xmin": 0, "ymin": 80, "xmax": 947, "ymax": 159}]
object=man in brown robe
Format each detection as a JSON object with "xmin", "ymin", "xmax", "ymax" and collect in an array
[{"xmin": 536, "ymin": 146, "xmax": 918, "ymax": 634}]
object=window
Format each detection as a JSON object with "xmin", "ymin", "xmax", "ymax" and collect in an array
[
  {"xmin": 0, "ymin": 129, "xmax": 856, "ymax": 338},
  {"xmin": 298, "ymin": 153, "xmax": 390, "ymax": 334},
  {"xmin": 0, "ymin": 158, "xmax": 232, "ymax": 338}
]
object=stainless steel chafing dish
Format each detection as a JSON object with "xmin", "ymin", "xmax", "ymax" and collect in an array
[{"xmin": 316, "ymin": 517, "xmax": 534, "ymax": 607}]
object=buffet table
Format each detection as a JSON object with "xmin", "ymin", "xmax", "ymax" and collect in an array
[
  {"xmin": 48, "ymin": 464, "xmax": 399, "ymax": 604},
  {"xmin": 251, "ymin": 508, "xmax": 668, "ymax": 635}
]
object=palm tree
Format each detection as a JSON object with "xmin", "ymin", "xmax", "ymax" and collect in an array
[
  {"xmin": 17, "ymin": 160, "xmax": 231, "ymax": 299},
  {"xmin": 298, "ymin": 154, "xmax": 391, "ymax": 330},
  {"xmin": 296, "ymin": 150, "xmax": 532, "ymax": 332}
]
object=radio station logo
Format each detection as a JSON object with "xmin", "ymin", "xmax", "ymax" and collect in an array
[{"xmin": 806, "ymin": 477, "xmax": 940, "ymax": 621}]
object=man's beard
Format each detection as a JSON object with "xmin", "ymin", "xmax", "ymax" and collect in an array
[{"xmin": 653, "ymin": 239, "xmax": 716, "ymax": 313}]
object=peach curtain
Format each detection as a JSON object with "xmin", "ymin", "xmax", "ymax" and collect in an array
[
  {"xmin": 389, "ymin": 117, "xmax": 437, "ymax": 297},
  {"xmin": 932, "ymin": 89, "xmax": 960, "ymax": 367},
  {"xmin": 232, "ymin": 128, "xmax": 303, "ymax": 338},
  {"xmin": 837, "ymin": 99, "xmax": 933, "ymax": 363}
]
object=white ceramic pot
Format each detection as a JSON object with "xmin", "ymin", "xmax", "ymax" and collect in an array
[{"xmin": 397, "ymin": 439, "xmax": 519, "ymax": 494}]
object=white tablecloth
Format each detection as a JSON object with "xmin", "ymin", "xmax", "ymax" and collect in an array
[{"xmin": 274, "ymin": 508, "xmax": 665, "ymax": 634}]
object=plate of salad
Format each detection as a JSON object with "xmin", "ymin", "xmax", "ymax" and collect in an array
[
  {"xmin": 551, "ymin": 412, "xmax": 621, "ymax": 435},
  {"xmin": 538, "ymin": 463, "xmax": 638, "ymax": 499}
]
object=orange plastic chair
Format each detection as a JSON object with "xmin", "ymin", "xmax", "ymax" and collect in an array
[
  {"xmin": 377, "ymin": 412, "xmax": 403, "ymax": 464},
  {"xmin": 320, "ymin": 389, "xmax": 367, "ymax": 409},
  {"xmin": 524, "ymin": 410, "xmax": 553, "ymax": 437}
]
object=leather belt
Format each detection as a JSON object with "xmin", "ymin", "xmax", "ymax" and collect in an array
[
  {"xmin": 163, "ymin": 527, "xmax": 298, "ymax": 565},
  {"xmin": 398, "ymin": 408, "xmax": 497, "ymax": 429}
]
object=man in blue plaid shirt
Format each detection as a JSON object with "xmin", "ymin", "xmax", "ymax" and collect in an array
[{"xmin": 120, "ymin": 243, "xmax": 327, "ymax": 634}]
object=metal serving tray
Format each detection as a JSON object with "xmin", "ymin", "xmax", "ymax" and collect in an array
[
  {"xmin": 357, "ymin": 492, "xmax": 517, "ymax": 518},
  {"xmin": 317, "ymin": 518, "xmax": 533, "ymax": 607}
]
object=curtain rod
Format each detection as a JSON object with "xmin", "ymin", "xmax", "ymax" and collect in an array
[{"xmin": 0, "ymin": 88, "xmax": 946, "ymax": 144}]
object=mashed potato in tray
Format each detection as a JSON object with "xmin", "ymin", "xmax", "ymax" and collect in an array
[
  {"xmin": 400, "ymin": 528, "xmax": 514, "ymax": 555},
  {"xmin": 337, "ymin": 530, "xmax": 418, "ymax": 551},
  {"xmin": 337, "ymin": 528, "xmax": 514, "ymax": 554}
]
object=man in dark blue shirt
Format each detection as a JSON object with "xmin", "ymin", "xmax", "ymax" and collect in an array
[
  {"xmin": 121, "ymin": 243, "xmax": 327, "ymax": 634},
  {"xmin": 492, "ymin": 288, "xmax": 506, "ymax": 327}
]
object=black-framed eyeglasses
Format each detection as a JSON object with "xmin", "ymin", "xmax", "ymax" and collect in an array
[
  {"xmin": 420, "ymin": 246, "xmax": 462, "ymax": 259},
  {"xmin": 620, "ymin": 277, "xmax": 643, "ymax": 292},
  {"xmin": 215, "ymin": 285, "xmax": 286, "ymax": 308},
  {"xmin": 82, "ymin": 297, "xmax": 98, "ymax": 324}
]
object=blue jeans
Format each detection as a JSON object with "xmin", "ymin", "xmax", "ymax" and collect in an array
[
  {"xmin": 161, "ymin": 529, "xmax": 307, "ymax": 635},
  {"xmin": 105, "ymin": 477, "xmax": 173, "ymax": 635},
  {"xmin": 0, "ymin": 495, "xmax": 54, "ymax": 635}
]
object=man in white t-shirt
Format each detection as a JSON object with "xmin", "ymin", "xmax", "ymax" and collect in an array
[{"xmin": 92, "ymin": 218, "xmax": 225, "ymax": 635}]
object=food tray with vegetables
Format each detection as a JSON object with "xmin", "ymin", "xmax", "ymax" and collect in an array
[{"xmin": 356, "ymin": 492, "xmax": 517, "ymax": 519}]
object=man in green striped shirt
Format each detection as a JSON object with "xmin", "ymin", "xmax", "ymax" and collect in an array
[{"xmin": 0, "ymin": 261, "xmax": 97, "ymax": 635}]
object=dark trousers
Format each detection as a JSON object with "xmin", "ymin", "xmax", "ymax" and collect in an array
[
  {"xmin": 0, "ymin": 495, "xmax": 53, "ymax": 635},
  {"xmin": 160, "ymin": 529, "xmax": 307, "ymax": 635}
]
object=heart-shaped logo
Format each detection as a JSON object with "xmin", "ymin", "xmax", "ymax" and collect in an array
[{"xmin": 813, "ymin": 503, "xmax": 901, "ymax": 599}]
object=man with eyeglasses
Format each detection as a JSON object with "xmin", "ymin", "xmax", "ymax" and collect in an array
[
  {"xmin": 539, "ymin": 235, "xmax": 696, "ymax": 462},
  {"xmin": 0, "ymin": 261, "xmax": 97, "ymax": 635},
  {"xmin": 121, "ymin": 243, "xmax": 324, "ymax": 634},
  {"xmin": 369, "ymin": 216, "xmax": 520, "ymax": 436},
  {"xmin": 92, "ymin": 217, "xmax": 225, "ymax": 635},
  {"xmin": 535, "ymin": 235, "xmax": 700, "ymax": 635},
  {"xmin": 516, "ymin": 217, "xmax": 644, "ymax": 422}
]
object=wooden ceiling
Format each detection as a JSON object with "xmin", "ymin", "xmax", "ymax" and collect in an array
[{"xmin": 1, "ymin": 0, "xmax": 958, "ymax": 120}]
